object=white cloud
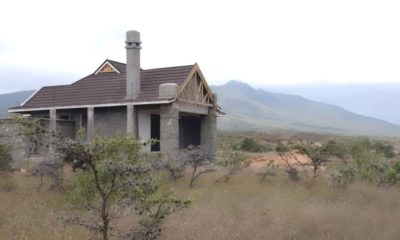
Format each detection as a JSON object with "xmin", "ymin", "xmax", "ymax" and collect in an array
[{"xmin": 0, "ymin": 0, "xmax": 400, "ymax": 92}]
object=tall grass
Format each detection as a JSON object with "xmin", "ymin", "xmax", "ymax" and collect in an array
[
  {"xmin": 162, "ymin": 170, "xmax": 400, "ymax": 240},
  {"xmin": 1, "ymin": 168, "xmax": 400, "ymax": 239}
]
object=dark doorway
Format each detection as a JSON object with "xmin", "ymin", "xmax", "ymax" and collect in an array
[
  {"xmin": 150, "ymin": 114, "xmax": 160, "ymax": 151},
  {"xmin": 81, "ymin": 113, "xmax": 87, "ymax": 129},
  {"xmin": 179, "ymin": 116, "xmax": 201, "ymax": 149}
]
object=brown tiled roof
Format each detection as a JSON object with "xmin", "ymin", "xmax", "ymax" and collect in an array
[{"xmin": 14, "ymin": 61, "xmax": 194, "ymax": 109}]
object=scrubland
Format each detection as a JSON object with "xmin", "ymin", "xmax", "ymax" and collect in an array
[
  {"xmin": 1, "ymin": 131, "xmax": 400, "ymax": 240},
  {"xmin": 2, "ymin": 168, "xmax": 400, "ymax": 239}
]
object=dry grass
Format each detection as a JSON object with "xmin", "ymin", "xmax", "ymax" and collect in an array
[
  {"xmin": 1, "ymin": 167, "xmax": 400, "ymax": 239},
  {"xmin": 0, "ymin": 171, "xmax": 89, "ymax": 240},
  {"xmin": 162, "ymin": 170, "xmax": 400, "ymax": 240}
]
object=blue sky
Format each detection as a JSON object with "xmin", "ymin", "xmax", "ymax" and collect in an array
[{"xmin": 1, "ymin": 0, "xmax": 400, "ymax": 94}]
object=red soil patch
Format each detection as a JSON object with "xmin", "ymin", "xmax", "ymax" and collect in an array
[{"xmin": 248, "ymin": 151, "xmax": 311, "ymax": 171}]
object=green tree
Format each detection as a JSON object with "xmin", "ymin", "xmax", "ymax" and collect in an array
[
  {"xmin": 294, "ymin": 144, "xmax": 329, "ymax": 179},
  {"xmin": 59, "ymin": 135, "xmax": 188, "ymax": 240},
  {"xmin": 240, "ymin": 137, "xmax": 267, "ymax": 152}
]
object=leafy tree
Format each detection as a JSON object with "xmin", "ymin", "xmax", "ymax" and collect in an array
[
  {"xmin": 58, "ymin": 135, "xmax": 188, "ymax": 240},
  {"xmin": 373, "ymin": 141, "xmax": 395, "ymax": 158},
  {"xmin": 240, "ymin": 137, "xmax": 267, "ymax": 152},
  {"xmin": 349, "ymin": 140, "xmax": 400, "ymax": 186},
  {"xmin": 294, "ymin": 144, "xmax": 329, "ymax": 179},
  {"xmin": 277, "ymin": 141, "xmax": 341, "ymax": 180},
  {"xmin": 179, "ymin": 145, "xmax": 214, "ymax": 188},
  {"xmin": 324, "ymin": 140, "xmax": 348, "ymax": 162}
]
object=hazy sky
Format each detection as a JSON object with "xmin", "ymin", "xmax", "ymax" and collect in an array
[{"xmin": 1, "ymin": 0, "xmax": 400, "ymax": 93}]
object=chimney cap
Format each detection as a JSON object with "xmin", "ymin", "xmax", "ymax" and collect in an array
[{"xmin": 126, "ymin": 30, "xmax": 140, "ymax": 42}]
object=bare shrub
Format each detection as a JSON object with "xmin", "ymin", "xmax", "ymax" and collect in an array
[
  {"xmin": 125, "ymin": 194, "xmax": 190, "ymax": 240},
  {"xmin": 258, "ymin": 160, "xmax": 278, "ymax": 183},
  {"xmin": 179, "ymin": 145, "xmax": 215, "ymax": 188},
  {"xmin": 12, "ymin": 116, "xmax": 48, "ymax": 162},
  {"xmin": 31, "ymin": 159, "xmax": 64, "ymax": 190},
  {"xmin": 276, "ymin": 143, "xmax": 300, "ymax": 182},
  {"xmin": 217, "ymin": 148, "xmax": 250, "ymax": 183},
  {"xmin": 331, "ymin": 166, "xmax": 357, "ymax": 188},
  {"xmin": 164, "ymin": 159, "xmax": 185, "ymax": 180}
]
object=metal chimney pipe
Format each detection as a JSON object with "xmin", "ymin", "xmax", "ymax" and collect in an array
[{"xmin": 125, "ymin": 30, "xmax": 141, "ymax": 100}]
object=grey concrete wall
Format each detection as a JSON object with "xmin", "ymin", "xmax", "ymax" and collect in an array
[
  {"xmin": 0, "ymin": 119, "xmax": 27, "ymax": 167},
  {"xmin": 200, "ymin": 97, "xmax": 218, "ymax": 160},
  {"xmin": 94, "ymin": 106, "xmax": 127, "ymax": 138},
  {"xmin": 40, "ymin": 119, "xmax": 76, "ymax": 157},
  {"xmin": 0, "ymin": 118, "xmax": 75, "ymax": 166},
  {"xmin": 160, "ymin": 102, "xmax": 179, "ymax": 160},
  {"xmin": 41, "ymin": 119, "xmax": 76, "ymax": 139}
]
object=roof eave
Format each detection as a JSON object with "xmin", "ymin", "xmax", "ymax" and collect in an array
[{"xmin": 8, "ymin": 99, "xmax": 176, "ymax": 113}]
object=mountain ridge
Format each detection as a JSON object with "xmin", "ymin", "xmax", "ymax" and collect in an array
[
  {"xmin": 212, "ymin": 80, "xmax": 400, "ymax": 137},
  {"xmin": 0, "ymin": 90, "xmax": 35, "ymax": 118}
]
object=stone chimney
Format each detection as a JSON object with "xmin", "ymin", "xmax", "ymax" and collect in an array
[{"xmin": 125, "ymin": 30, "xmax": 141, "ymax": 100}]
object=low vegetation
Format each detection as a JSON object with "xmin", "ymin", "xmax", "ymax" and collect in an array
[
  {"xmin": 179, "ymin": 145, "xmax": 215, "ymax": 188},
  {"xmin": 217, "ymin": 147, "xmax": 250, "ymax": 183},
  {"xmin": 1, "ymin": 130, "xmax": 400, "ymax": 239},
  {"xmin": 0, "ymin": 143, "xmax": 12, "ymax": 172},
  {"xmin": 239, "ymin": 137, "xmax": 269, "ymax": 152}
]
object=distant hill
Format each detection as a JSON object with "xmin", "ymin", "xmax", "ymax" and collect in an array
[
  {"xmin": 212, "ymin": 81, "xmax": 400, "ymax": 137},
  {"xmin": 0, "ymin": 90, "xmax": 35, "ymax": 118},
  {"xmin": 263, "ymin": 84, "xmax": 400, "ymax": 125}
]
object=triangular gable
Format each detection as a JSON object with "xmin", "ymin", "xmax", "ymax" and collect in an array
[
  {"xmin": 94, "ymin": 60, "xmax": 121, "ymax": 74},
  {"xmin": 179, "ymin": 64, "xmax": 214, "ymax": 105}
]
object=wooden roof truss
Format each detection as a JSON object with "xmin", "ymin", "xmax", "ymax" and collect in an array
[{"xmin": 179, "ymin": 65, "xmax": 213, "ymax": 106}]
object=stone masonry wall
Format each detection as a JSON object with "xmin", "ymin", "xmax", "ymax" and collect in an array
[{"xmin": 0, "ymin": 118, "xmax": 75, "ymax": 167}]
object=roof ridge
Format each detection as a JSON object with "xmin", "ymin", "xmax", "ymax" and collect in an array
[
  {"xmin": 105, "ymin": 60, "xmax": 195, "ymax": 71},
  {"xmin": 143, "ymin": 64, "xmax": 195, "ymax": 71}
]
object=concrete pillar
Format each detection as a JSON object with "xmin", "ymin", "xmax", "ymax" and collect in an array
[
  {"xmin": 49, "ymin": 108, "xmax": 56, "ymax": 159},
  {"xmin": 87, "ymin": 107, "xmax": 94, "ymax": 140},
  {"xmin": 201, "ymin": 94, "xmax": 217, "ymax": 160},
  {"xmin": 160, "ymin": 102, "xmax": 179, "ymax": 160},
  {"xmin": 127, "ymin": 104, "xmax": 137, "ymax": 138}
]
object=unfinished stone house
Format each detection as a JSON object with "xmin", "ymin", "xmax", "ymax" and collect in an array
[{"xmin": 9, "ymin": 30, "xmax": 220, "ymax": 159}]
